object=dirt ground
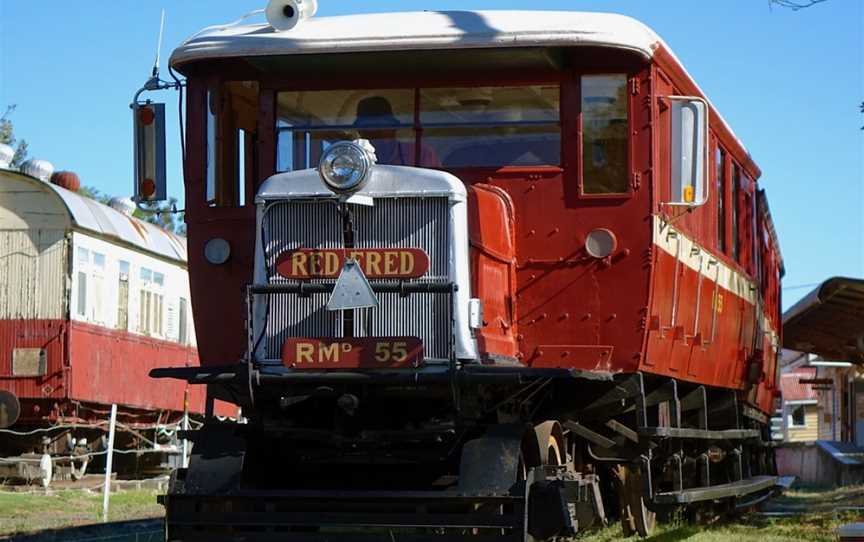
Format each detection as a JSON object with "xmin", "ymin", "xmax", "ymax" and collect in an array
[{"xmin": 0, "ymin": 485, "xmax": 861, "ymax": 540}]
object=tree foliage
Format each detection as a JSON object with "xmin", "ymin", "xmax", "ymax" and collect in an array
[
  {"xmin": 79, "ymin": 185, "xmax": 186, "ymax": 235},
  {"xmin": 0, "ymin": 105, "xmax": 29, "ymax": 167}
]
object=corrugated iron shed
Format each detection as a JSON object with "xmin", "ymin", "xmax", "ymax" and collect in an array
[
  {"xmin": 779, "ymin": 367, "xmax": 817, "ymax": 403},
  {"xmin": 783, "ymin": 277, "xmax": 864, "ymax": 363}
]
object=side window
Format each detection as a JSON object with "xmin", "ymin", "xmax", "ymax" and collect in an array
[
  {"xmin": 178, "ymin": 297, "xmax": 189, "ymax": 346},
  {"xmin": 91, "ymin": 252, "xmax": 107, "ymax": 325},
  {"xmin": 581, "ymin": 74, "xmax": 629, "ymax": 194},
  {"xmin": 206, "ymin": 81, "xmax": 259, "ymax": 207},
  {"xmin": 117, "ymin": 261, "xmax": 130, "ymax": 331},
  {"xmin": 138, "ymin": 268, "xmax": 164, "ymax": 337},
  {"xmin": 716, "ymin": 147, "xmax": 726, "ymax": 253},
  {"xmin": 76, "ymin": 247, "xmax": 89, "ymax": 318},
  {"xmin": 731, "ymin": 163, "xmax": 741, "ymax": 262}
]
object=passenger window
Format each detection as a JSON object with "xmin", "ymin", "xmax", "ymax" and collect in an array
[
  {"xmin": 581, "ymin": 74, "xmax": 629, "ymax": 194},
  {"xmin": 732, "ymin": 164, "xmax": 741, "ymax": 262},
  {"xmin": 206, "ymin": 81, "xmax": 259, "ymax": 207},
  {"xmin": 716, "ymin": 148, "xmax": 726, "ymax": 253}
]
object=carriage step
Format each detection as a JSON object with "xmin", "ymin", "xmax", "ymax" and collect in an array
[
  {"xmin": 652, "ymin": 475, "xmax": 778, "ymax": 504},
  {"xmin": 638, "ymin": 427, "xmax": 760, "ymax": 440}
]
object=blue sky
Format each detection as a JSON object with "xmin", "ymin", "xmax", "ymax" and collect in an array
[{"xmin": 0, "ymin": 1, "xmax": 861, "ymax": 309}]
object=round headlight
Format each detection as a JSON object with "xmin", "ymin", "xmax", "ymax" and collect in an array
[
  {"xmin": 204, "ymin": 238, "xmax": 231, "ymax": 265},
  {"xmin": 318, "ymin": 141, "xmax": 373, "ymax": 193}
]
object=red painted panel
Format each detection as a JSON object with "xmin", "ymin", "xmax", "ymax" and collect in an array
[
  {"xmin": 467, "ymin": 184, "xmax": 518, "ymax": 360},
  {"xmin": 66, "ymin": 321, "xmax": 207, "ymax": 413},
  {"xmin": 0, "ymin": 319, "xmax": 67, "ymax": 402}
]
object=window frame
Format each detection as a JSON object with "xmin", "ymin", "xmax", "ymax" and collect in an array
[
  {"xmin": 789, "ymin": 405, "xmax": 807, "ymax": 428},
  {"xmin": 274, "ymin": 84, "xmax": 564, "ymax": 172},
  {"xmin": 576, "ymin": 72, "xmax": 633, "ymax": 199}
]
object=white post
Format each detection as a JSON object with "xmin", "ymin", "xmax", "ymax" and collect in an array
[
  {"xmin": 181, "ymin": 387, "xmax": 190, "ymax": 469},
  {"xmin": 102, "ymin": 403, "xmax": 117, "ymax": 523}
]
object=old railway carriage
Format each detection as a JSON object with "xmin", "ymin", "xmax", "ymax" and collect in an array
[
  {"xmin": 152, "ymin": 6, "xmax": 784, "ymax": 540},
  {"xmin": 0, "ymin": 166, "xmax": 210, "ymax": 480}
]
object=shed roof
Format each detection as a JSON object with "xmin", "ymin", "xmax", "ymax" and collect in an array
[
  {"xmin": 780, "ymin": 368, "xmax": 818, "ymax": 403},
  {"xmin": 783, "ymin": 277, "xmax": 864, "ymax": 364},
  {"xmin": 0, "ymin": 169, "xmax": 187, "ymax": 263}
]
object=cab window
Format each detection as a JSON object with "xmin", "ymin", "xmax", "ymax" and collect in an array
[
  {"xmin": 581, "ymin": 74, "xmax": 628, "ymax": 194},
  {"xmin": 275, "ymin": 85, "xmax": 560, "ymax": 171},
  {"xmin": 205, "ymin": 81, "xmax": 259, "ymax": 207}
]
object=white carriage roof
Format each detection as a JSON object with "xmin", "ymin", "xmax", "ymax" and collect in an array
[
  {"xmin": 171, "ymin": 9, "xmax": 754, "ymax": 167},
  {"xmin": 169, "ymin": 10, "xmax": 664, "ymax": 66},
  {"xmin": 3, "ymin": 169, "xmax": 187, "ymax": 263}
]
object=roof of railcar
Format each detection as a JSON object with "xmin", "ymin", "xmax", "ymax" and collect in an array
[
  {"xmin": 170, "ymin": 9, "xmax": 754, "ymax": 171},
  {"xmin": 170, "ymin": 10, "xmax": 665, "ymax": 65},
  {"xmin": 0, "ymin": 169, "xmax": 187, "ymax": 263}
]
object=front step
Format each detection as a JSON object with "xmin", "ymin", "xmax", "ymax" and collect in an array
[{"xmin": 652, "ymin": 475, "xmax": 778, "ymax": 504}]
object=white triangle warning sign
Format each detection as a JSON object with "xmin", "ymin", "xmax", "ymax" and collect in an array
[{"xmin": 326, "ymin": 259, "xmax": 379, "ymax": 311}]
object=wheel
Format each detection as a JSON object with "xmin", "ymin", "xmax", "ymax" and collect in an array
[
  {"xmin": 616, "ymin": 465, "xmax": 636, "ymax": 537},
  {"xmin": 39, "ymin": 453, "xmax": 53, "ymax": 488},
  {"xmin": 534, "ymin": 421, "xmax": 564, "ymax": 466},
  {"xmin": 624, "ymin": 465, "xmax": 656, "ymax": 537}
]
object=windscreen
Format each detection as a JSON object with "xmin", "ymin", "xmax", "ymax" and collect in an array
[{"xmin": 276, "ymin": 86, "xmax": 560, "ymax": 171}]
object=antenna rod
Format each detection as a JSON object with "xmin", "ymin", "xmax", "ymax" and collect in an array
[{"xmin": 152, "ymin": 9, "xmax": 166, "ymax": 77}]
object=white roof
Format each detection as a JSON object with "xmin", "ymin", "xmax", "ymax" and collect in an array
[
  {"xmin": 170, "ymin": 10, "xmax": 664, "ymax": 66},
  {"xmin": 1, "ymin": 169, "xmax": 187, "ymax": 263},
  {"xmin": 170, "ymin": 9, "xmax": 753, "ymax": 171}
]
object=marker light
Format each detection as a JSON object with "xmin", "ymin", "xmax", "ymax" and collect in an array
[
  {"xmin": 585, "ymin": 228, "xmax": 617, "ymax": 259},
  {"xmin": 204, "ymin": 238, "xmax": 231, "ymax": 265},
  {"xmin": 318, "ymin": 141, "xmax": 375, "ymax": 194}
]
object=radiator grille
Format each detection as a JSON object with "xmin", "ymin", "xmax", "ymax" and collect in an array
[{"xmin": 261, "ymin": 197, "xmax": 452, "ymax": 362}]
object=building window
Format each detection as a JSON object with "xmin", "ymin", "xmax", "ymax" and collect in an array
[
  {"xmin": 76, "ymin": 247, "xmax": 89, "ymax": 318},
  {"xmin": 789, "ymin": 405, "xmax": 807, "ymax": 428},
  {"xmin": 581, "ymin": 74, "xmax": 629, "ymax": 194}
]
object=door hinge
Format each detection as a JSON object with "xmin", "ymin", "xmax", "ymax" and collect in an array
[
  {"xmin": 631, "ymin": 171, "xmax": 642, "ymax": 191},
  {"xmin": 630, "ymin": 78, "xmax": 641, "ymax": 96}
]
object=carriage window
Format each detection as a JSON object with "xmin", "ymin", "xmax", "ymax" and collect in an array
[
  {"xmin": 206, "ymin": 81, "xmax": 258, "ymax": 207},
  {"xmin": 732, "ymin": 164, "xmax": 741, "ymax": 262},
  {"xmin": 117, "ymin": 260, "xmax": 130, "ymax": 331},
  {"xmin": 420, "ymin": 86, "xmax": 560, "ymax": 167},
  {"xmin": 716, "ymin": 148, "xmax": 727, "ymax": 253},
  {"xmin": 581, "ymin": 75, "xmax": 628, "ymax": 194}
]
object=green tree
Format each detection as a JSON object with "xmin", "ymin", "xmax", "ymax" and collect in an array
[
  {"xmin": 0, "ymin": 105, "xmax": 29, "ymax": 167},
  {"xmin": 79, "ymin": 185, "xmax": 186, "ymax": 235}
]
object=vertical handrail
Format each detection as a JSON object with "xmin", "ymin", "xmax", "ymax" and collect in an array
[
  {"xmin": 703, "ymin": 261, "xmax": 721, "ymax": 346},
  {"xmin": 668, "ymin": 231, "xmax": 682, "ymax": 334},
  {"xmin": 691, "ymin": 248, "xmax": 705, "ymax": 342}
]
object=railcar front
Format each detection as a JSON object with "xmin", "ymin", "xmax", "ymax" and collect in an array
[{"xmin": 150, "ymin": 7, "xmax": 784, "ymax": 540}]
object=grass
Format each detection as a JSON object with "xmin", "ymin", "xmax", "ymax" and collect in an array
[
  {"xmin": 0, "ymin": 488, "xmax": 163, "ymax": 536},
  {"xmin": 576, "ymin": 485, "xmax": 864, "ymax": 542},
  {"xmin": 0, "ymin": 485, "xmax": 861, "ymax": 539}
]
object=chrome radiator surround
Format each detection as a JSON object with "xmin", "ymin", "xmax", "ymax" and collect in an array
[{"xmin": 251, "ymin": 166, "xmax": 477, "ymax": 365}]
